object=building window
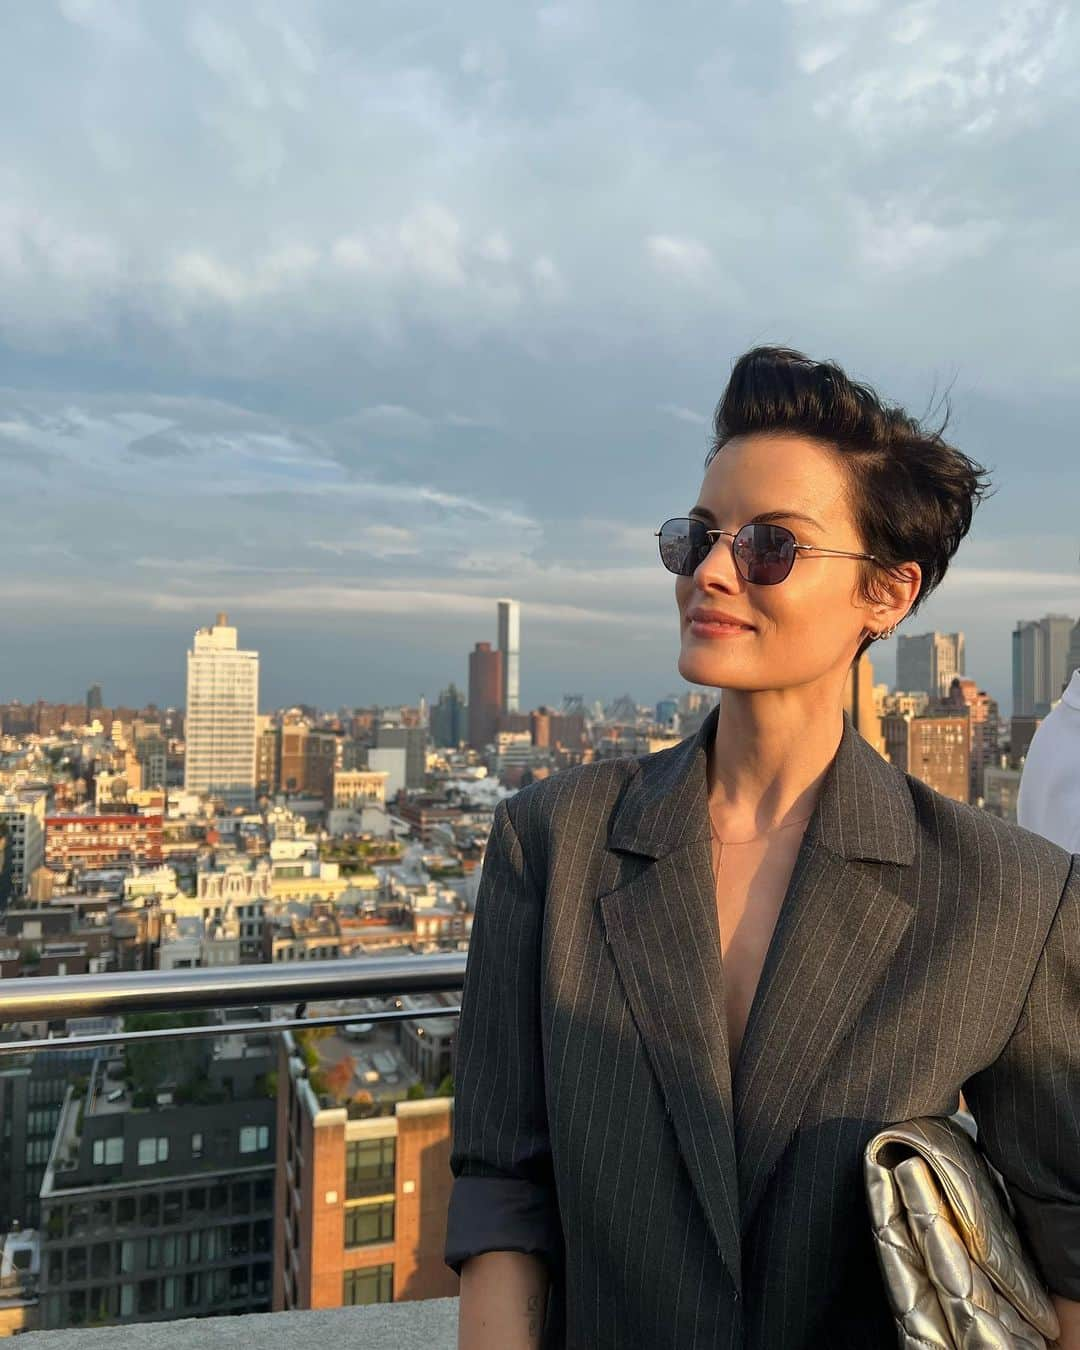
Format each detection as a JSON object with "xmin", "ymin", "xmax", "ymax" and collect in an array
[
  {"xmin": 92, "ymin": 1136, "xmax": 124, "ymax": 1166},
  {"xmin": 343, "ymin": 1264, "xmax": 393, "ymax": 1306},
  {"xmin": 239, "ymin": 1124, "xmax": 270, "ymax": 1153},
  {"xmin": 345, "ymin": 1137, "xmax": 395, "ymax": 1199},
  {"xmin": 137, "ymin": 1136, "xmax": 168, "ymax": 1165},
  {"xmin": 344, "ymin": 1201, "xmax": 395, "ymax": 1248},
  {"xmin": 191, "ymin": 1131, "xmax": 203, "ymax": 1158}
]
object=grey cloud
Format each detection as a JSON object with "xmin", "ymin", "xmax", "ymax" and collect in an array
[{"xmin": 1, "ymin": 1, "xmax": 1079, "ymax": 710}]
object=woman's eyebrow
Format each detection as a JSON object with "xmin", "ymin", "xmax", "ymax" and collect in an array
[{"xmin": 688, "ymin": 504, "xmax": 824, "ymax": 531}]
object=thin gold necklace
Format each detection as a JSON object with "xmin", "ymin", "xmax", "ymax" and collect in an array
[{"xmin": 708, "ymin": 806, "xmax": 814, "ymax": 846}]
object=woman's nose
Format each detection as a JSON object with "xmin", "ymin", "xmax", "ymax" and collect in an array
[{"xmin": 694, "ymin": 533, "xmax": 741, "ymax": 589}]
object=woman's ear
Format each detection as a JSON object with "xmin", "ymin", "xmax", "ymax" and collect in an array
[{"xmin": 873, "ymin": 562, "xmax": 922, "ymax": 632}]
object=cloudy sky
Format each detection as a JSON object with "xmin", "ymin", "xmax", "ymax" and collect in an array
[{"xmin": 2, "ymin": 0, "xmax": 1078, "ymax": 716}]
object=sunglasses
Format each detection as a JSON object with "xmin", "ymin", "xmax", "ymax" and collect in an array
[{"xmin": 654, "ymin": 517, "xmax": 878, "ymax": 586}]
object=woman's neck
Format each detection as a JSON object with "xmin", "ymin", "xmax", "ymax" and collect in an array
[{"xmin": 706, "ymin": 690, "xmax": 845, "ymax": 838}]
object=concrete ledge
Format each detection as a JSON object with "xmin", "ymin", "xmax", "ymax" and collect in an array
[{"xmin": 20, "ymin": 1299, "xmax": 460, "ymax": 1350}]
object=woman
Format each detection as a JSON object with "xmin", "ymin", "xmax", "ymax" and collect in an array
[{"xmin": 444, "ymin": 346, "xmax": 1080, "ymax": 1348}]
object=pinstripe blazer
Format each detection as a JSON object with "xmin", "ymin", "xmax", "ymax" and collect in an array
[{"xmin": 445, "ymin": 702, "xmax": 1080, "ymax": 1349}]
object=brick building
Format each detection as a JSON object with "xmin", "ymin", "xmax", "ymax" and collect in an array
[
  {"xmin": 45, "ymin": 814, "xmax": 163, "ymax": 872},
  {"xmin": 273, "ymin": 1030, "xmax": 456, "ymax": 1312}
]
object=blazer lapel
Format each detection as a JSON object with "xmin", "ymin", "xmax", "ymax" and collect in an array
[
  {"xmin": 597, "ymin": 700, "xmax": 919, "ymax": 1291},
  {"xmin": 599, "ymin": 826, "xmax": 744, "ymax": 1293}
]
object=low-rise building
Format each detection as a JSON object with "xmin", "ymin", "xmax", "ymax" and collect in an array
[
  {"xmin": 45, "ymin": 813, "xmax": 163, "ymax": 873},
  {"xmin": 38, "ymin": 1020, "xmax": 276, "ymax": 1330},
  {"xmin": 273, "ymin": 1025, "xmax": 456, "ymax": 1313}
]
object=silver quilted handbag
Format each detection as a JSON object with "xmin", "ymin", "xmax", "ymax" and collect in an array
[{"xmin": 864, "ymin": 1114, "xmax": 1061, "ymax": 1349}]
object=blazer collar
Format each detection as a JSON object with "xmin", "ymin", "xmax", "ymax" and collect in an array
[{"xmin": 608, "ymin": 700, "xmax": 917, "ymax": 866}]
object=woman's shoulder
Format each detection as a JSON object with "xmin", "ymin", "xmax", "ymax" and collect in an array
[
  {"xmin": 508, "ymin": 754, "xmax": 641, "ymax": 819},
  {"xmin": 902, "ymin": 768, "xmax": 1076, "ymax": 896},
  {"xmin": 500, "ymin": 755, "xmax": 642, "ymax": 859}
]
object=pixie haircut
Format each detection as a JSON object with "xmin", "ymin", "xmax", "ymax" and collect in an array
[{"xmin": 704, "ymin": 345, "xmax": 995, "ymax": 664}]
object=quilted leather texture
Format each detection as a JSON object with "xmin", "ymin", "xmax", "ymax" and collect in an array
[{"xmin": 864, "ymin": 1115, "xmax": 1061, "ymax": 1349}]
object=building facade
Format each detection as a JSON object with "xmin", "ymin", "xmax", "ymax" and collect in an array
[
  {"xmin": 882, "ymin": 710, "xmax": 971, "ymax": 803},
  {"xmin": 1012, "ymin": 614, "xmax": 1075, "ymax": 717},
  {"xmin": 0, "ymin": 791, "xmax": 47, "ymax": 901},
  {"xmin": 45, "ymin": 814, "xmax": 163, "ymax": 873},
  {"xmin": 183, "ymin": 614, "xmax": 259, "ymax": 809},
  {"xmin": 496, "ymin": 598, "xmax": 520, "ymax": 714},
  {"xmin": 896, "ymin": 631, "xmax": 965, "ymax": 701},
  {"xmin": 466, "ymin": 643, "xmax": 502, "ymax": 752},
  {"xmin": 0, "ymin": 1036, "xmax": 107, "ymax": 1232},
  {"xmin": 429, "ymin": 685, "xmax": 467, "ymax": 750},
  {"xmin": 276, "ymin": 722, "xmax": 339, "ymax": 804},
  {"xmin": 273, "ymin": 1032, "xmax": 456, "ymax": 1314},
  {"xmin": 944, "ymin": 677, "xmax": 1000, "ymax": 806},
  {"xmin": 38, "ymin": 1027, "xmax": 276, "ymax": 1330}
]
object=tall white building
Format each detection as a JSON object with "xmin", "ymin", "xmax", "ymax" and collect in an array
[
  {"xmin": 1013, "ymin": 614, "xmax": 1076, "ymax": 717},
  {"xmin": 496, "ymin": 597, "xmax": 520, "ymax": 714},
  {"xmin": 183, "ymin": 612, "xmax": 259, "ymax": 808},
  {"xmin": 896, "ymin": 631, "xmax": 965, "ymax": 700}
]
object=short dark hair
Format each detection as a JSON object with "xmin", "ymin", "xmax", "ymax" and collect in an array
[{"xmin": 705, "ymin": 345, "xmax": 995, "ymax": 664}]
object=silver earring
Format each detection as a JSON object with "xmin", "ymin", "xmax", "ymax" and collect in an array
[{"xmin": 872, "ymin": 623, "xmax": 898, "ymax": 642}]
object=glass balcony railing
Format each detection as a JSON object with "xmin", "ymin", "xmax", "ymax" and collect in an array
[{"xmin": 0, "ymin": 956, "xmax": 465, "ymax": 1342}]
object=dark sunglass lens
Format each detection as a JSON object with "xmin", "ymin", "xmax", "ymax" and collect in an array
[
  {"xmin": 658, "ymin": 518, "xmax": 707, "ymax": 575},
  {"xmin": 735, "ymin": 523, "xmax": 796, "ymax": 584}
]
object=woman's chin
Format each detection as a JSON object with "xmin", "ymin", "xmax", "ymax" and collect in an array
[{"xmin": 678, "ymin": 650, "xmax": 750, "ymax": 686}]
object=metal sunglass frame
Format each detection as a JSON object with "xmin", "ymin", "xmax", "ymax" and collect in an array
[{"xmin": 654, "ymin": 516, "xmax": 879, "ymax": 583}]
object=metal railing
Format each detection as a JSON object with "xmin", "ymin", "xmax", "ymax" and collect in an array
[{"xmin": 0, "ymin": 952, "xmax": 467, "ymax": 1054}]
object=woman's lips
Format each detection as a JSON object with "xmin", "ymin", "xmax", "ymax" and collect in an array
[{"xmin": 688, "ymin": 617, "xmax": 755, "ymax": 638}]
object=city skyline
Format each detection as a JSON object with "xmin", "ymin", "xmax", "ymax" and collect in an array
[{"xmin": 6, "ymin": 608, "xmax": 1080, "ymax": 722}]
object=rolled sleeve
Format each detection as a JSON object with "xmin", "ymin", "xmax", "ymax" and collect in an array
[
  {"xmin": 445, "ymin": 1176, "xmax": 563, "ymax": 1279},
  {"xmin": 963, "ymin": 852, "xmax": 1080, "ymax": 1298},
  {"xmin": 444, "ymin": 795, "xmax": 564, "ymax": 1280}
]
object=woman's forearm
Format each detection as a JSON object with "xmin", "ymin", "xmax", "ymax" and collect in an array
[
  {"xmin": 457, "ymin": 1250, "xmax": 551, "ymax": 1349},
  {"xmin": 1053, "ymin": 1294, "xmax": 1080, "ymax": 1349}
]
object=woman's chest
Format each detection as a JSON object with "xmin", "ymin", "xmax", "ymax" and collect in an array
[{"xmin": 711, "ymin": 826, "xmax": 808, "ymax": 1070}]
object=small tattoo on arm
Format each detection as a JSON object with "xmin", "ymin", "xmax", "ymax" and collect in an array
[{"xmin": 526, "ymin": 1291, "xmax": 543, "ymax": 1341}]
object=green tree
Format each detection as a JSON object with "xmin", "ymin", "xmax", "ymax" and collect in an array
[{"xmin": 124, "ymin": 1011, "xmax": 210, "ymax": 1099}]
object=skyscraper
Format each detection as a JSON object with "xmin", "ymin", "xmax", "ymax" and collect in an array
[
  {"xmin": 430, "ymin": 684, "xmax": 467, "ymax": 749},
  {"xmin": 183, "ymin": 612, "xmax": 259, "ymax": 808},
  {"xmin": 467, "ymin": 641, "xmax": 502, "ymax": 751},
  {"xmin": 1068, "ymin": 621, "xmax": 1080, "ymax": 687},
  {"xmin": 496, "ymin": 598, "xmax": 520, "ymax": 714},
  {"xmin": 895, "ymin": 631, "xmax": 964, "ymax": 700},
  {"xmin": 944, "ymin": 677, "xmax": 1000, "ymax": 805},
  {"xmin": 1012, "ymin": 614, "xmax": 1075, "ymax": 717}
]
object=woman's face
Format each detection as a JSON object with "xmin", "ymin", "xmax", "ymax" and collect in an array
[{"xmin": 676, "ymin": 431, "xmax": 899, "ymax": 694}]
